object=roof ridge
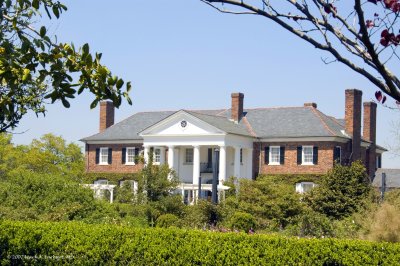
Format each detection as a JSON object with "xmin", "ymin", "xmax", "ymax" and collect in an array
[
  {"xmin": 242, "ymin": 116, "xmax": 257, "ymax": 137},
  {"xmin": 244, "ymin": 106, "xmax": 306, "ymax": 110},
  {"xmin": 311, "ymin": 108, "xmax": 336, "ymax": 136}
]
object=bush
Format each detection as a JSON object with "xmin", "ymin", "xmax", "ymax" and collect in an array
[
  {"xmin": 364, "ymin": 202, "xmax": 400, "ymax": 242},
  {"xmin": 305, "ymin": 161, "xmax": 372, "ymax": 219},
  {"xmin": 1, "ymin": 221, "xmax": 400, "ymax": 265},
  {"xmin": 156, "ymin": 214, "xmax": 180, "ymax": 228},
  {"xmin": 228, "ymin": 212, "xmax": 257, "ymax": 232},
  {"xmin": 287, "ymin": 209, "xmax": 333, "ymax": 238}
]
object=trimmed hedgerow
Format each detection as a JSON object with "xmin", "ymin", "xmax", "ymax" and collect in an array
[{"xmin": 1, "ymin": 221, "xmax": 400, "ymax": 265}]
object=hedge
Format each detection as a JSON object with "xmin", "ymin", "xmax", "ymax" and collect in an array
[{"xmin": 1, "ymin": 221, "xmax": 399, "ymax": 265}]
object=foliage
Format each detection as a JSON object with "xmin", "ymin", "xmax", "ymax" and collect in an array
[
  {"xmin": 364, "ymin": 202, "xmax": 400, "ymax": 242},
  {"xmin": 181, "ymin": 200, "xmax": 220, "ymax": 229},
  {"xmin": 0, "ymin": 133, "xmax": 84, "ymax": 179},
  {"xmin": 156, "ymin": 214, "xmax": 180, "ymax": 228},
  {"xmin": 0, "ymin": 0, "xmax": 131, "ymax": 132},
  {"xmin": 305, "ymin": 161, "xmax": 372, "ymax": 219},
  {"xmin": 202, "ymin": 0, "xmax": 400, "ymax": 103},
  {"xmin": 139, "ymin": 161, "xmax": 179, "ymax": 202},
  {"xmin": 229, "ymin": 175, "xmax": 305, "ymax": 230},
  {"xmin": 287, "ymin": 208, "xmax": 334, "ymax": 238},
  {"xmin": 1, "ymin": 221, "xmax": 400, "ymax": 265},
  {"xmin": 228, "ymin": 211, "xmax": 257, "ymax": 232},
  {"xmin": 82, "ymin": 172, "xmax": 139, "ymax": 184}
]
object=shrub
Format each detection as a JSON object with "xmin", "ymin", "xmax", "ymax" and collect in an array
[
  {"xmin": 156, "ymin": 214, "xmax": 180, "ymax": 228},
  {"xmin": 1, "ymin": 221, "xmax": 400, "ymax": 265},
  {"xmin": 365, "ymin": 202, "xmax": 400, "ymax": 242},
  {"xmin": 305, "ymin": 161, "xmax": 372, "ymax": 219},
  {"xmin": 287, "ymin": 209, "xmax": 333, "ymax": 238},
  {"xmin": 228, "ymin": 212, "xmax": 257, "ymax": 232}
]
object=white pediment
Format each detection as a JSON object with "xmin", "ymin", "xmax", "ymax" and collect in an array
[{"xmin": 140, "ymin": 110, "xmax": 225, "ymax": 136}]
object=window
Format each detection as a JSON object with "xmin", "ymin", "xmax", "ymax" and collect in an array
[
  {"xmin": 126, "ymin": 147, "xmax": 136, "ymax": 165},
  {"xmin": 334, "ymin": 146, "xmax": 341, "ymax": 164},
  {"xmin": 302, "ymin": 146, "xmax": 313, "ymax": 164},
  {"xmin": 185, "ymin": 148, "xmax": 193, "ymax": 164},
  {"xmin": 296, "ymin": 182, "xmax": 316, "ymax": 194},
  {"xmin": 269, "ymin": 146, "xmax": 280, "ymax": 165},
  {"xmin": 240, "ymin": 148, "xmax": 243, "ymax": 164},
  {"xmin": 154, "ymin": 148, "xmax": 161, "ymax": 164},
  {"xmin": 100, "ymin": 147, "xmax": 109, "ymax": 165}
]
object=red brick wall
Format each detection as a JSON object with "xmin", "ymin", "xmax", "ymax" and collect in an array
[
  {"xmin": 231, "ymin": 93, "xmax": 244, "ymax": 123},
  {"xmin": 363, "ymin": 102, "xmax": 377, "ymax": 178},
  {"xmin": 255, "ymin": 141, "xmax": 350, "ymax": 176},
  {"xmin": 345, "ymin": 89, "xmax": 362, "ymax": 161},
  {"xmin": 99, "ymin": 101, "xmax": 114, "ymax": 132},
  {"xmin": 86, "ymin": 144, "xmax": 143, "ymax": 173}
]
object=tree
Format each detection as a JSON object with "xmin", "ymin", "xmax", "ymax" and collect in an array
[
  {"xmin": 0, "ymin": 0, "xmax": 132, "ymax": 132},
  {"xmin": 306, "ymin": 161, "xmax": 372, "ymax": 219},
  {"xmin": 202, "ymin": 0, "xmax": 400, "ymax": 103}
]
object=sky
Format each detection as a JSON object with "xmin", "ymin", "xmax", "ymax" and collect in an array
[{"xmin": 10, "ymin": 0, "xmax": 400, "ymax": 168}]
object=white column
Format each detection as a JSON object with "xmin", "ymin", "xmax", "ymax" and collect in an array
[
  {"xmin": 143, "ymin": 145, "xmax": 150, "ymax": 165},
  {"xmin": 168, "ymin": 146, "xmax": 175, "ymax": 169},
  {"xmin": 193, "ymin": 145, "xmax": 200, "ymax": 185},
  {"xmin": 218, "ymin": 145, "xmax": 226, "ymax": 184},
  {"xmin": 159, "ymin": 147, "xmax": 166, "ymax": 164},
  {"xmin": 246, "ymin": 148, "xmax": 253, "ymax": 179},
  {"xmin": 234, "ymin": 146, "xmax": 241, "ymax": 178},
  {"xmin": 109, "ymin": 188, "xmax": 114, "ymax": 204}
]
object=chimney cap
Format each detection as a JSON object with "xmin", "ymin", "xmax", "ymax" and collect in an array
[
  {"xmin": 304, "ymin": 102, "xmax": 317, "ymax": 108},
  {"xmin": 345, "ymin": 88, "xmax": 363, "ymax": 95},
  {"xmin": 231, "ymin": 92, "xmax": 244, "ymax": 98},
  {"xmin": 363, "ymin": 101, "xmax": 377, "ymax": 107}
]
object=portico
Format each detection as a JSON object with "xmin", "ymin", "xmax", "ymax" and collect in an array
[{"xmin": 139, "ymin": 110, "xmax": 254, "ymax": 203}]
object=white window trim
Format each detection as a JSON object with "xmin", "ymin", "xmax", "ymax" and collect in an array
[
  {"xmin": 153, "ymin": 148, "xmax": 161, "ymax": 165},
  {"xmin": 335, "ymin": 146, "xmax": 342, "ymax": 164},
  {"xmin": 184, "ymin": 148, "xmax": 194, "ymax": 165},
  {"xmin": 125, "ymin": 147, "xmax": 136, "ymax": 165},
  {"xmin": 269, "ymin": 146, "xmax": 281, "ymax": 165},
  {"xmin": 302, "ymin": 145, "xmax": 314, "ymax": 165},
  {"xmin": 99, "ymin": 147, "xmax": 109, "ymax": 165},
  {"xmin": 296, "ymin": 182, "xmax": 317, "ymax": 194}
]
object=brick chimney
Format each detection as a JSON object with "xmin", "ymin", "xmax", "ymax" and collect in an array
[
  {"xmin": 363, "ymin": 101, "xmax": 377, "ymax": 178},
  {"xmin": 304, "ymin": 102, "xmax": 317, "ymax": 108},
  {"xmin": 345, "ymin": 89, "xmax": 362, "ymax": 161},
  {"xmin": 231, "ymin": 92, "xmax": 244, "ymax": 123},
  {"xmin": 99, "ymin": 101, "xmax": 114, "ymax": 132}
]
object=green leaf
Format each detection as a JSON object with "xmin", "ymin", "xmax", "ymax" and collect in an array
[
  {"xmin": 61, "ymin": 98, "xmax": 70, "ymax": 108},
  {"xmin": 40, "ymin": 26, "xmax": 46, "ymax": 38},
  {"xmin": 52, "ymin": 6, "xmax": 60, "ymax": 18},
  {"xmin": 126, "ymin": 81, "xmax": 132, "ymax": 92},
  {"xmin": 90, "ymin": 100, "xmax": 98, "ymax": 109},
  {"xmin": 82, "ymin": 43, "xmax": 89, "ymax": 56},
  {"xmin": 116, "ymin": 79, "xmax": 124, "ymax": 89},
  {"xmin": 32, "ymin": 0, "xmax": 39, "ymax": 9}
]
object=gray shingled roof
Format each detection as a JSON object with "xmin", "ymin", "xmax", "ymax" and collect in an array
[
  {"xmin": 81, "ymin": 111, "xmax": 174, "ymax": 141},
  {"xmin": 81, "ymin": 106, "xmax": 350, "ymax": 142},
  {"xmin": 243, "ymin": 107, "xmax": 348, "ymax": 138},
  {"xmin": 373, "ymin": 169, "xmax": 400, "ymax": 188}
]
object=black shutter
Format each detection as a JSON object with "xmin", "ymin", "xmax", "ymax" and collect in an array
[
  {"xmin": 122, "ymin": 148, "xmax": 126, "ymax": 164},
  {"xmin": 264, "ymin": 147, "xmax": 269, "ymax": 164},
  {"xmin": 313, "ymin": 146, "xmax": 318, "ymax": 165},
  {"xmin": 134, "ymin": 148, "xmax": 139, "ymax": 164},
  {"xmin": 280, "ymin": 147, "xmax": 285, "ymax": 165},
  {"xmin": 108, "ymin": 148, "xmax": 112, "ymax": 164},
  {"xmin": 297, "ymin": 146, "xmax": 302, "ymax": 165},
  {"xmin": 95, "ymin": 148, "xmax": 100, "ymax": 164}
]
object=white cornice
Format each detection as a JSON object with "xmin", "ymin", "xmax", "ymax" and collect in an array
[
  {"xmin": 258, "ymin": 137, "xmax": 349, "ymax": 143},
  {"xmin": 84, "ymin": 140, "xmax": 143, "ymax": 145}
]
